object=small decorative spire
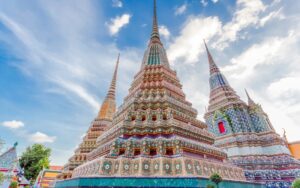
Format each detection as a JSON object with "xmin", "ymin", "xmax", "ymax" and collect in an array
[
  {"xmin": 245, "ymin": 89, "xmax": 255, "ymax": 107},
  {"xmin": 106, "ymin": 53, "xmax": 120, "ymax": 100},
  {"xmin": 282, "ymin": 128, "xmax": 288, "ymax": 143},
  {"xmin": 204, "ymin": 40, "xmax": 220, "ymax": 75},
  {"xmin": 150, "ymin": 0, "xmax": 161, "ymax": 41}
]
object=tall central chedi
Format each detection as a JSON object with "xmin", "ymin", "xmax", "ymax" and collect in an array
[{"xmin": 71, "ymin": 0, "xmax": 246, "ymax": 183}]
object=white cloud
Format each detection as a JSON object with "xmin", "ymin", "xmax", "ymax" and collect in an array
[
  {"xmin": 29, "ymin": 132, "xmax": 56, "ymax": 143},
  {"xmin": 224, "ymin": 38, "xmax": 283, "ymax": 77},
  {"xmin": 262, "ymin": 82, "xmax": 300, "ymax": 142},
  {"xmin": 112, "ymin": 0, "xmax": 122, "ymax": 8},
  {"xmin": 211, "ymin": 0, "xmax": 219, "ymax": 3},
  {"xmin": 0, "ymin": 12, "xmax": 102, "ymax": 111},
  {"xmin": 0, "ymin": 0, "xmax": 141, "ymax": 121},
  {"xmin": 200, "ymin": 0, "xmax": 208, "ymax": 7},
  {"xmin": 168, "ymin": 0, "xmax": 284, "ymax": 64},
  {"xmin": 0, "ymin": 8, "xmax": 139, "ymax": 113},
  {"xmin": 51, "ymin": 78, "xmax": 100, "ymax": 111},
  {"xmin": 107, "ymin": 14, "xmax": 131, "ymax": 36},
  {"xmin": 175, "ymin": 3, "xmax": 187, "ymax": 15},
  {"xmin": 168, "ymin": 16, "xmax": 222, "ymax": 64},
  {"xmin": 267, "ymin": 76, "xmax": 300, "ymax": 100},
  {"xmin": 223, "ymin": 31, "xmax": 296, "ymax": 79},
  {"xmin": 1, "ymin": 120, "xmax": 24, "ymax": 129},
  {"xmin": 214, "ymin": 0, "xmax": 266, "ymax": 49},
  {"xmin": 159, "ymin": 25, "xmax": 170, "ymax": 39},
  {"xmin": 259, "ymin": 8, "xmax": 285, "ymax": 26}
]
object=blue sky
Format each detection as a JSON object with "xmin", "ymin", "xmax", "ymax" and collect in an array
[{"xmin": 0, "ymin": 0, "xmax": 300, "ymax": 165}]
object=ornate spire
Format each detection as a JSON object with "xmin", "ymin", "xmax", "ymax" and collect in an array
[
  {"xmin": 204, "ymin": 40, "xmax": 230, "ymax": 91},
  {"xmin": 204, "ymin": 40, "xmax": 220, "ymax": 75},
  {"xmin": 245, "ymin": 89, "xmax": 256, "ymax": 107},
  {"xmin": 151, "ymin": 0, "xmax": 160, "ymax": 41},
  {"xmin": 203, "ymin": 40, "xmax": 244, "ymax": 114},
  {"xmin": 142, "ymin": 0, "xmax": 169, "ymax": 67},
  {"xmin": 106, "ymin": 54, "xmax": 120, "ymax": 99},
  {"xmin": 97, "ymin": 54, "xmax": 120, "ymax": 120}
]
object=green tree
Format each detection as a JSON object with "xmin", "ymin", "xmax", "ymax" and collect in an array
[
  {"xmin": 9, "ymin": 181, "xmax": 18, "ymax": 188},
  {"xmin": 293, "ymin": 179, "xmax": 300, "ymax": 188},
  {"xmin": 209, "ymin": 173, "xmax": 223, "ymax": 188},
  {"xmin": 19, "ymin": 144, "xmax": 51, "ymax": 181},
  {"xmin": 0, "ymin": 172, "xmax": 4, "ymax": 185}
]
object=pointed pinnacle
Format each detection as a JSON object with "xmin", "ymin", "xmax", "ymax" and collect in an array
[
  {"xmin": 245, "ymin": 88, "xmax": 250, "ymax": 99},
  {"xmin": 106, "ymin": 54, "xmax": 120, "ymax": 99},
  {"xmin": 282, "ymin": 128, "xmax": 288, "ymax": 141},
  {"xmin": 245, "ymin": 89, "xmax": 255, "ymax": 106},
  {"xmin": 151, "ymin": 0, "xmax": 160, "ymax": 41},
  {"xmin": 203, "ymin": 40, "xmax": 220, "ymax": 75}
]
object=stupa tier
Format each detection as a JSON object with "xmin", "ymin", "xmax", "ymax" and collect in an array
[
  {"xmin": 71, "ymin": 0, "xmax": 245, "ymax": 181},
  {"xmin": 57, "ymin": 55, "xmax": 120, "ymax": 179},
  {"xmin": 203, "ymin": 41, "xmax": 300, "ymax": 187}
]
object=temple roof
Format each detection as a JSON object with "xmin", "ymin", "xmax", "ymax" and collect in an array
[{"xmin": 19, "ymin": 176, "xmax": 30, "ymax": 185}]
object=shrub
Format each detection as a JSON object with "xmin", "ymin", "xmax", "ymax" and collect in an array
[
  {"xmin": 9, "ymin": 181, "xmax": 18, "ymax": 188},
  {"xmin": 209, "ymin": 173, "xmax": 223, "ymax": 188},
  {"xmin": 0, "ymin": 172, "xmax": 4, "ymax": 185},
  {"xmin": 207, "ymin": 184, "xmax": 215, "ymax": 188},
  {"xmin": 292, "ymin": 178, "xmax": 300, "ymax": 188}
]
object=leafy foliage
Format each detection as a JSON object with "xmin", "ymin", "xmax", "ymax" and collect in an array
[
  {"xmin": 9, "ymin": 181, "xmax": 18, "ymax": 188},
  {"xmin": 0, "ymin": 172, "xmax": 4, "ymax": 185},
  {"xmin": 206, "ymin": 184, "xmax": 215, "ymax": 188},
  {"xmin": 19, "ymin": 144, "xmax": 51, "ymax": 181},
  {"xmin": 209, "ymin": 173, "xmax": 223, "ymax": 187},
  {"xmin": 293, "ymin": 179, "xmax": 300, "ymax": 188}
]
